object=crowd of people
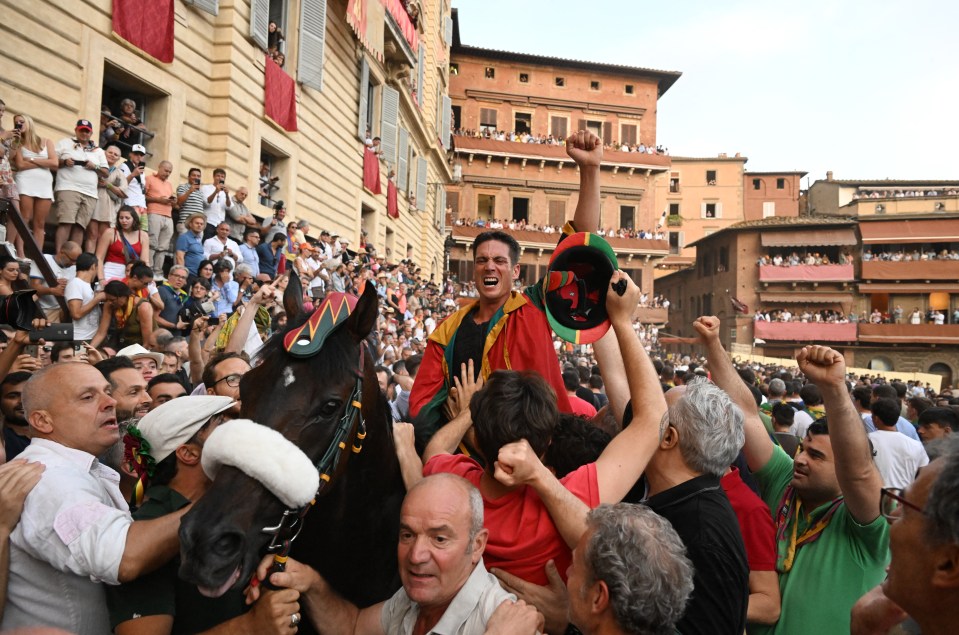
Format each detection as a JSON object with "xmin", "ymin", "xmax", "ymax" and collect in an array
[
  {"xmin": 0, "ymin": 129, "xmax": 957, "ymax": 635},
  {"xmin": 758, "ymin": 251, "xmax": 855, "ymax": 266},
  {"xmin": 453, "ymin": 216, "xmax": 667, "ymax": 241},
  {"xmin": 853, "ymin": 187, "xmax": 959, "ymax": 199},
  {"xmin": 864, "ymin": 248, "xmax": 959, "ymax": 261},
  {"xmin": 453, "ymin": 127, "xmax": 669, "ymax": 155}
]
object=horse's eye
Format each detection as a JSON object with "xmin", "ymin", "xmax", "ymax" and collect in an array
[{"xmin": 319, "ymin": 400, "xmax": 341, "ymax": 417}]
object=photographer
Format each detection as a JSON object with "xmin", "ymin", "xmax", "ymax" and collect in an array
[
  {"xmin": 175, "ymin": 168, "xmax": 205, "ymax": 235},
  {"xmin": 156, "ymin": 265, "xmax": 189, "ymax": 336},
  {"xmin": 200, "ymin": 168, "xmax": 231, "ymax": 240},
  {"xmin": 121, "ymin": 144, "xmax": 149, "ymax": 220},
  {"xmin": 260, "ymin": 200, "xmax": 287, "ymax": 242}
]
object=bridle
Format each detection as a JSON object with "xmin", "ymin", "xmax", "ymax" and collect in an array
[{"xmin": 260, "ymin": 341, "xmax": 369, "ymax": 575}]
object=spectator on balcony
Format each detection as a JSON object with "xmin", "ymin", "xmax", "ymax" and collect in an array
[
  {"xmin": 258, "ymin": 161, "xmax": 279, "ymax": 206},
  {"xmin": 98, "ymin": 106, "xmax": 124, "ymax": 148},
  {"xmin": 54, "ymin": 119, "xmax": 109, "ymax": 254},
  {"xmin": 267, "ymin": 20, "xmax": 285, "ymax": 53},
  {"xmin": 145, "ymin": 160, "xmax": 176, "ymax": 276},
  {"xmin": 117, "ymin": 97, "xmax": 152, "ymax": 147},
  {"xmin": 176, "ymin": 167, "xmax": 204, "ymax": 235},
  {"xmin": 11, "ymin": 113, "xmax": 57, "ymax": 255},
  {"xmin": 910, "ymin": 307, "xmax": 922, "ymax": 325},
  {"xmin": 893, "ymin": 305, "xmax": 904, "ymax": 324}
]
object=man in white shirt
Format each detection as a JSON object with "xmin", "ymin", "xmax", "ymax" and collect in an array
[
  {"xmin": 1, "ymin": 363, "xmax": 190, "ymax": 635},
  {"xmin": 869, "ymin": 398, "xmax": 929, "ymax": 489},
  {"xmin": 65, "ymin": 253, "xmax": 104, "ymax": 342},
  {"xmin": 121, "ymin": 144, "xmax": 148, "ymax": 218},
  {"xmin": 203, "ymin": 221, "xmax": 242, "ymax": 270},
  {"xmin": 54, "ymin": 120, "xmax": 109, "ymax": 253},
  {"xmin": 29, "ymin": 241, "xmax": 80, "ymax": 320},
  {"xmin": 200, "ymin": 168, "xmax": 232, "ymax": 240}
]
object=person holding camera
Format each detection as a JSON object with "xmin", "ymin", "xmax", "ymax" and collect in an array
[
  {"xmin": 200, "ymin": 168, "xmax": 231, "ymax": 241},
  {"xmin": 53, "ymin": 119, "xmax": 108, "ymax": 254},
  {"xmin": 260, "ymin": 200, "xmax": 287, "ymax": 243},
  {"xmin": 175, "ymin": 167, "xmax": 205, "ymax": 235},
  {"xmin": 121, "ymin": 144, "xmax": 149, "ymax": 223},
  {"xmin": 144, "ymin": 160, "xmax": 177, "ymax": 276}
]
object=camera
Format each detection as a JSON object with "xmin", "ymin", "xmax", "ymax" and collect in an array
[
  {"xmin": 14, "ymin": 122, "xmax": 22, "ymax": 131},
  {"xmin": 139, "ymin": 161, "xmax": 146, "ymax": 169},
  {"xmin": 208, "ymin": 316, "xmax": 220, "ymax": 326},
  {"xmin": 192, "ymin": 177, "xmax": 200, "ymax": 186},
  {"xmin": 200, "ymin": 300, "xmax": 215, "ymax": 315}
]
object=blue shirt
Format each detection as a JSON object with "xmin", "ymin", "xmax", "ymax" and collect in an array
[
  {"xmin": 256, "ymin": 243, "xmax": 282, "ymax": 278},
  {"xmin": 862, "ymin": 414, "xmax": 921, "ymax": 442},
  {"xmin": 238, "ymin": 244, "xmax": 259, "ymax": 277},
  {"xmin": 176, "ymin": 231, "xmax": 205, "ymax": 275},
  {"xmin": 157, "ymin": 283, "xmax": 188, "ymax": 332},
  {"xmin": 211, "ymin": 280, "xmax": 238, "ymax": 317}
]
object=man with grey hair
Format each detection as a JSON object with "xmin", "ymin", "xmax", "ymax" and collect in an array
[
  {"xmin": 144, "ymin": 160, "xmax": 176, "ymax": 275},
  {"xmin": 567, "ymin": 503, "xmax": 694, "ymax": 635},
  {"xmin": 247, "ymin": 473, "xmax": 543, "ymax": 635},
  {"xmin": 226, "ymin": 186, "xmax": 258, "ymax": 242}
]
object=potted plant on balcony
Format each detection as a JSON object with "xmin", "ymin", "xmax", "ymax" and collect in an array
[{"xmin": 667, "ymin": 214, "xmax": 682, "ymax": 227}]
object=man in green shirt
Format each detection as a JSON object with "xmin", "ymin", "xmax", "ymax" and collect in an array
[
  {"xmin": 106, "ymin": 395, "xmax": 301, "ymax": 635},
  {"xmin": 695, "ymin": 317, "xmax": 889, "ymax": 635}
]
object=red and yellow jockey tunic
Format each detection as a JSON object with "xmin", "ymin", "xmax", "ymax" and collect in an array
[{"xmin": 409, "ymin": 284, "xmax": 573, "ymax": 440}]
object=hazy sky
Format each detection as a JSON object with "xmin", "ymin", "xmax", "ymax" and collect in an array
[{"xmin": 452, "ymin": 0, "xmax": 958, "ymax": 187}]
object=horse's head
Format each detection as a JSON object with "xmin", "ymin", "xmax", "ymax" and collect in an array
[{"xmin": 178, "ymin": 278, "xmax": 384, "ymax": 596}]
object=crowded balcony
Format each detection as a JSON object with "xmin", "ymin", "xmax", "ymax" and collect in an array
[
  {"xmin": 452, "ymin": 132, "xmax": 672, "ymax": 169},
  {"xmin": 859, "ymin": 323, "xmax": 959, "ymax": 345},
  {"xmin": 861, "ymin": 232, "xmax": 959, "ymax": 280},
  {"xmin": 753, "ymin": 320, "xmax": 857, "ymax": 343},
  {"xmin": 449, "ymin": 221, "xmax": 669, "ymax": 253}
]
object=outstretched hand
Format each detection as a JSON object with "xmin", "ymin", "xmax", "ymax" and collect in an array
[
  {"xmin": 566, "ymin": 130, "xmax": 603, "ymax": 167},
  {"xmin": 796, "ymin": 345, "xmax": 847, "ymax": 388}
]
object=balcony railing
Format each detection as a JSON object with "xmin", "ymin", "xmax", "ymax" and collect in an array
[
  {"xmin": 861, "ymin": 260, "xmax": 959, "ymax": 281},
  {"xmin": 858, "ymin": 323, "xmax": 959, "ymax": 344},
  {"xmin": 758, "ymin": 264, "xmax": 854, "ymax": 283},
  {"xmin": 754, "ymin": 321, "xmax": 857, "ymax": 342}
]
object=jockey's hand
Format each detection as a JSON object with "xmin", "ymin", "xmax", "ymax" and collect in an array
[
  {"xmin": 606, "ymin": 271, "xmax": 639, "ymax": 324},
  {"xmin": 492, "ymin": 560, "xmax": 568, "ymax": 635},
  {"xmin": 484, "ymin": 599, "xmax": 544, "ymax": 635},
  {"xmin": 493, "ymin": 439, "xmax": 549, "ymax": 489}
]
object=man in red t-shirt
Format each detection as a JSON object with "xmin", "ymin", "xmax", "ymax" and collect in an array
[{"xmin": 421, "ymin": 273, "xmax": 667, "ymax": 586}]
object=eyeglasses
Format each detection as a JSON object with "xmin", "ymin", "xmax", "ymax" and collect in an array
[
  {"xmin": 880, "ymin": 487, "xmax": 924, "ymax": 521},
  {"xmin": 211, "ymin": 373, "xmax": 243, "ymax": 389}
]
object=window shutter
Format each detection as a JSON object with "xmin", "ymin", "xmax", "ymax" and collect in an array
[
  {"xmin": 398, "ymin": 128, "xmax": 409, "ymax": 191},
  {"xmin": 548, "ymin": 200, "xmax": 566, "ymax": 226},
  {"xmin": 249, "ymin": 0, "xmax": 269, "ymax": 49},
  {"xmin": 602, "ymin": 121, "xmax": 612, "ymax": 144},
  {"xmin": 441, "ymin": 95, "xmax": 451, "ymax": 148},
  {"xmin": 700, "ymin": 202, "xmax": 707, "ymax": 218},
  {"xmin": 416, "ymin": 157, "xmax": 428, "ymax": 211},
  {"xmin": 716, "ymin": 202, "xmax": 723, "ymax": 218},
  {"xmin": 380, "ymin": 86, "xmax": 399, "ymax": 165},
  {"xmin": 678, "ymin": 231, "xmax": 685, "ymax": 248},
  {"xmin": 436, "ymin": 186, "xmax": 446, "ymax": 228},
  {"xmin": 356, "ymin": 58, "xmax": 369, "ymax": 140},
  {"xmin": 416, "ymin": 46, "xmax": 425, "ymax": 107},
  {"xmin": 185, "ymin": 0, "xmax": 218, "ymax": 15},
  {"xmin": 444, "ymin": 16, "xmax": 453, "ymax": 45},
  {"xmin": 298, "ymin": 0, "xmax": 328, "ymax": 91}
]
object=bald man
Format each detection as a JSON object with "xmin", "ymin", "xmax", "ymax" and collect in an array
[
  {"xmin": 28, "ymin": 241, "xmax": 81, "ymax": 321},
  {"xmin": 145, "ymin": 161, "xmax": 176, "ymax": 275},
  {"xmin": 1, "ymin": 364, "xmax": 188, "ymax": 635}
]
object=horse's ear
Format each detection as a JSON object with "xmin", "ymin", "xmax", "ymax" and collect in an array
[
  {"xmin": 348, "ymin": 283, "xmax": 379, "ymax": 343},
  {"xmin": 284, "ymin": 269, "xmax": 304, "ymax": 321}
]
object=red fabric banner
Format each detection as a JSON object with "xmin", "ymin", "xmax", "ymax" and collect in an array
[
  {"xmin": 363, "ymin": 147, "xmax": 382, "ymax": 194},
  {"xmin": 112, "ymin": 0, "xmax": 175, "ymax": 63},
  {"xmin": 758, "ymin": 264, "xmax": 854, "ymax": 282},
  {"xmin": 387, "ymin": 180, "xmax": 399, "ymax": 218},
  {"xmin": 264, "ymin": 55, "xmax": 298, "ymax": 132}
]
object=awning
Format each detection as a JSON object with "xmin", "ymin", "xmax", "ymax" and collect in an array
[
  {"xmin": 859, "ymin": 283, "xmax": 959, "ymax": 293},
  {"xmin": 860, "ymin": 219, "xmax": 959, "ymax": 244},
  {"xmin": 760, "ymin": 293, "xmax": 853, "ymax": 305},
  {"xmin": 760, "ymin": 229, "xmax": 857, "ymax": 247}
]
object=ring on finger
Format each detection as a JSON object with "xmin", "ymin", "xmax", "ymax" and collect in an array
[{"xmin": 290, "ymin": 613, "xmax": 301, "ymax": 627}]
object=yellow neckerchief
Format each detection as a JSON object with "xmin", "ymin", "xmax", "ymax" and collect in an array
[{"xmin": 775, "ymin": 487, "xmax": 843, "ymax": 573}]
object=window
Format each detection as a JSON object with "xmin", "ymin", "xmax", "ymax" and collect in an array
[
  {"xmin": 718, "ymin": 247, "xmax": 729, "ymax": 272},
  {"xmin": 451, "ymin": 105, "xmax": 461, "ymax": 131},
  {"xmin": 356, "ymin": 58, "xmax": 378, "ymax": 141},
  {"xmin": 590, "ymin": 80, "xmax": 600, "ymax": 91},
  {"xmin": 450, "ymin": 63, "xmax": 459, "ymax": 75},
  {"xmin": 519, "ymin": 72, "xmax": 529, "ymax": 83},
  {"xmin": 548, "ymin": 200, "xmax": 566, "ymax": 227},
  {"xmin": 706, "ymin": 170, "xmax": 717, "ymax": 185},
  {"xmin": 669, "ymin": 203, "xmax": 680, "ymax": 215},
  {"xmin": 484, "ymin": 67, "xmax": 495, "ymax": 79},
  {"xmin": 447, "ymin": 191, "xmax": 460, "ymax": 216},
  {"xmin": 380, "ymin": 85, "xmax": 400, "ymax": 165},
  {"xmin": 480, "ymin": 107, "xmax": 497, "ymax": 134},
  {"xmin": 703, "ymin": 294, "xmax": 712, "ymax": 315},
  {"xmin": 752, "ymin": 178, "xmax": 761, "ymax": 190},
  {"xmin": 669, "ymin": 173, "xmax": 680, "ymax": 193},
  {"xmin": 703, "ymin": 203, "xmax": 718, "ymax": 219},
  {"xmin": 101, "ymin": 62, "xmax": 167, "ymax": 157},
  {"xmin": 259, "ymin": 140, "xmax": 289, "ymax": 209},
  {"xmin": 620, "ymin": 124, "xmax": 637, "ymax": 146},
  {"xmin": 554, "ymin": 77, "xmax": 565, "ymax": 87},
  {"xmin": 550, "ymin": 115, "xmax": 568, "ymax": 139},
  {"xmin": 619, "ymin": 205, "xmax": 635, "ymax": 230},
  {"xmin": 762, "ymin": 202, "xmax": 775, "ymax": 218},
  {"xmin": 512, "ymin": 197, "xmax": 530, "ymax": 223},
  {"xmin": 477, "ymin": 194, "xmax": 495, "ymax": 220},
  {"xmin": 584, "ymin": 120, "xmax": 603, "ymax": 139},
  {"xmin": 625, "ymin": 84, "xmax": 634, "ymax": 94},
  {"xmin": 668, "ymin": 231, "xmax": 683, "ymax": 255},
  {"xmin": 777, "ymin": 178, "xmax": 786, "ymax": 189},
  {"xmin": 514, "ymin": 112, "xmax": 532, "ymax": 135}
]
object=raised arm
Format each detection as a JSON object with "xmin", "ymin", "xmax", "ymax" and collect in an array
[
  {"xmin": 590, "ymin": 328, "xmax": 628, "ymax": 426},
  {"xmin": 797, "ymin": 345, "xmax": 882, "ymax": 524},
  {"xmin": 566, "ymin": 131, "xmax": 603, "ymax": 232},
  {"xmin": 593, "ymin": 272, "xmax": 666, "ymax": 504},
  {"xmin": 694, "ymin": 316, "xmax": 774, "ymax": 472}
]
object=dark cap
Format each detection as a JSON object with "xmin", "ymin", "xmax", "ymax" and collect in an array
[
  {"xmin": 75, "ymin": 119, "xmax": 93, "ymax": 131},
  {"xmin": 273, "ymin": 200, "xmax": 285, "ymax": 210}
]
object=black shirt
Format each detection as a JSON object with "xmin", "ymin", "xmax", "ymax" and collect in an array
[
  {"xmin": 629, "ymin": 474, "xmax": 749, "ymax": 635},
  {"xmin": 451, "ymin": 309, "xmax": 488, "ymax": 383},
  {"xmin": 3, "ymin": 425, "xmax": 29, "ymax": 460}
]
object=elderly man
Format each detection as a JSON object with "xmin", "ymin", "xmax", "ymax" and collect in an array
[
  {"xmin": 156, "ymin": 264, "xmax": 189, "ymax": 335},
  {"xmin": 226, "ymin": 187, "xmax": 258, "ymax": 242},
  {"xmin": 698, "ymin": 317, "xmax": 888, "ymax": 635},
  {"xmin": 567, "ymin": 504, "xmax": 694, "ymax": 635},
  {"xmin": 0, "ymin": 364, "xmax": 191, "ymax": 635},
  {"xmin": 105, "ymin": 395, "xmax": 299, "ymax": 634},
  {"xmin": 851, "ymin": 440, "xmax": 959, "ymax": 635},
  {"xmin": 28, "ymin": 240, "xmax": 80, "ymax": 321},
  {"xmin": 144, "ymin": 160, "xmax": 176, "ymax": 275},
  {"xmin": 251, "ymin": 473, "xmax": 542, "ymax": 635},
  {"xmin": 54, "ymin": 119, "xmax": 109, "ymax": 253}
]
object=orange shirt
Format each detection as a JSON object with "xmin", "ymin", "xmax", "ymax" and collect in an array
[{"xmin": 145, "ymin": 174, "xmax": 174, "ymax": 217}]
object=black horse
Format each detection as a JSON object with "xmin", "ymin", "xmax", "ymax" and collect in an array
[{"xmin": 178, "ymin": 278, "xmax": 405, "ymax": 621}]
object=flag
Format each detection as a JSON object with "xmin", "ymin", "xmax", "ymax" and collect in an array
[
  {"xmin": 387, "ymin": 179, "xmax": 399, "ymax": 218},
  {"xmin": 363, "ymin": 147, "xmax": 382, "ymax": 194},
  {"xmin": 731, "ymin": 297, "xmax": 749, "ymax": 314},
  {"xmin": 656, "ymin": 209, "xmax": 666, "ymax": 228},
  {"xmin": 113, "ymin": 0, "xmax": 175, "ymax": 63},
  {"xmin": 264, "ymin": 55, "xmax": 298, "ymax": 132}
]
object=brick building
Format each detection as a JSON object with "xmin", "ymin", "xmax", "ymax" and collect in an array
[
  {"xmin": 1, "ymin": 0, "xmax": 454, "ymax": 274},
  {"xmin": 445, "ymin": 9, "xmax": 680, "ymax": 297}
]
